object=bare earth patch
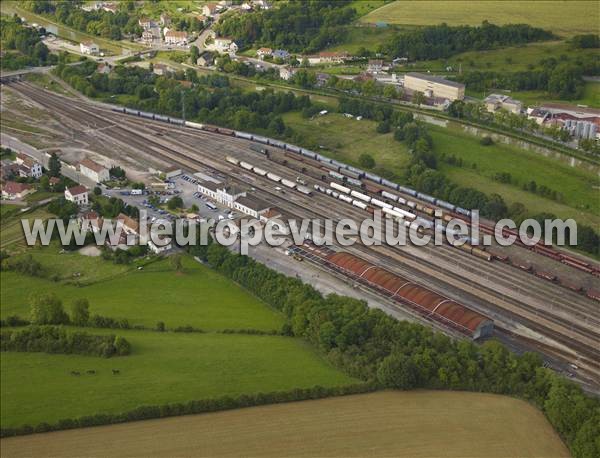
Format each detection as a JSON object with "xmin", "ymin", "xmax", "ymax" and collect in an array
[
  {"xmin": 78, "ymin": 246, "xmax": 102, "ymax": 257},
  {"xmin": 0, "ymin": 391, "xmax": 569, "ymax": 458}
]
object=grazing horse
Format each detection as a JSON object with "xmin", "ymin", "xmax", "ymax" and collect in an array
[
  {"xmin": 112, "ymin": 369, "xmax": 120, "ymax": 375},
  {"xmin": 86, "ymin": 370, "xmax": 96, "ymax": 375},
  {"xmin": 70, "ymin": 371, "xmax": 81, "ymax": 376}
]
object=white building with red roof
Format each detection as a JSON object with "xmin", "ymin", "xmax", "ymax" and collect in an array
[{"xmin": 65, "ymin": 185, "xmax": 89, "ymax": 206}]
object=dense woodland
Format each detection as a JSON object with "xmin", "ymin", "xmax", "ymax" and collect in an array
[
  {"xmin": 186, "ymin": 241, "xmax": 599, "ymax": 458},
  {"xmin": 215, "ymin": 0, "xmax": 357, "ymax": 53},
  {"xmin": 23, "ymin": 0, "xmax": 142, "ymax": 39},
  {"xmin": 0, "ymin": 16, "xmax": 54, "ymax": 70},
  {"xmin": 384, "ymin": 22, "xmax": 554, "ymax": 60}
]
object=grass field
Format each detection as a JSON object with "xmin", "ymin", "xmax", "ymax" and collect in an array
[
  {"xmin": 0, "ymin": 328, "xmax": 355, "ymax": 428},
  {"xmin": 283, "ymin": 112, "xmax": 412, "ymax": 170},
  {"xmin": 1, "ymin": 252, "xmax": 284, "ymax": 332},
  {"xmin": 324, "ymin": 26, "xmax": 397, "ymax": 54},
  {"xmin": 361, "ymin": 1, "xmax": 599, "ymax": 36},
  {"xmin": 0, "ymin": 391, "xmax": 570, "ymax": 457},
  {"xmin": 283, "ymin": 112, "xmax": 600, "ymax": 226},
  {"xmin": 428, "ymin": 124, "xmax": 600, "ymax": 222}
]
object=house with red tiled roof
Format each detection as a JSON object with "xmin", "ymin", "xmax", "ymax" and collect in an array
[
  {"xmin": 1, "ymin": 181, "xmax": 34, "ymax": 199},
  {"xmin": 79, "ymin": 158, "xmax": 109, "ymax": 183},
  {"xmin": 65, "ymin": 185, "xmax": 89, "ymax": 206}
]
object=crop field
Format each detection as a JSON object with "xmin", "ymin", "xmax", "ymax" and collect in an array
[
  {"xmin": 1, "ymin": 329, "xmax": 355, "ymax": 428},
  {"xmin": 0, "ymin": 391, "xmax": 569, "ymax": 458},
  {"xmin": 361, "ymin": 1, "xmax": 599, "ymax": 36},
  {"xmin": 0, "ymin": 207, "xmax": 53, "ymax": 252},
  {"xmin": 1, "ymin": 252, "xmax": 284, "ymax": 332}
]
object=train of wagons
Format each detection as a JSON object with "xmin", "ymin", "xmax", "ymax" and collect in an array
[{"xmin": 113, "ymin": 107, "xmax": 600, "ymax": 293}]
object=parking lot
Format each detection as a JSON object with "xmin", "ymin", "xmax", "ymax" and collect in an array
[{"xmin": 103, "ymin": 173, "xmax": 237, "ymax": 224}]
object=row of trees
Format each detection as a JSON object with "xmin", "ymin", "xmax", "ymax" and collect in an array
[
  {"xmin": 1, "ymin": 325, "xmax": 130, "ymax": 357},
  {"xmin": 384, "ymin": 21, "xmax": 554, "ymax": 60},
  {"xmin": 455, "ymin": 56, "xmax": 599, "ymax": 99},
  {"xmin": 215, "ymin": 0, "xmax": 356, "ymax": 53},
  {"xmin": 190, "ymin": 243, "xmax": 599, "ymax": 457},
  {"xmin": 0, "ymin": 382, "xmax": 372, "ymax": 437},
  {"xmin": 0, "ymin": 16, "xmax": 54, "ymax": 70}
]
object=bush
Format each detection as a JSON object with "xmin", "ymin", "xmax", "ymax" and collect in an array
[
  {"xmin": 0, "ymin": 326, "xmax": 131, "ymax": 358},
  {"xmin": 358, "ymin": 153, "xmax": 375, "ymax": 169},
  {"xmin": 480, "ymin": 136, "xmax": 494, "ymax": 146},
  {"xmin": 29, "ymin": 293, "xmax": 69, "ymax": 325}
]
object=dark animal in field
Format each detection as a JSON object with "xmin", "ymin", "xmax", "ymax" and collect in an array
[
  {"xmin": 112, "ymin": 369, "xmax": 120, "ymax": 375},
  {"xmin": 70, "ymin": 371, "xmax": 81, "ymax": 376},
  {"xmin": 86, "ymin": 370, "xmax": 96, "ymax": 375}
]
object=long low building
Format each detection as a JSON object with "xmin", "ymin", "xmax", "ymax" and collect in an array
[
  {"xmin": 404, "ymin": 72, "xmax": 465, "ymax": 101},
  {"xmin": 326, "ymin": 251, "xmax": 493, "ymax": 339}
]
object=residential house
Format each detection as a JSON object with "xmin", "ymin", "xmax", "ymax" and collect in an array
[
  {"xmin": 152, "ymin": 63, "xmax": 172, "ymax": 76},
  {"xmin": 102, "ymin": 2, "xmax": 118, "ymax": 13},
  {"xmin": 202, "ymin": 3, "xmax": 219, "ymax": 17},
  {"xmin": 65, "ymin": 185, "xmax": 89, "ymax": 206},
  {"xmin": 279, "ymin": 66, "xmax": 299, "ymax": 81},
  {"xmin": 484, "ymin": 94, "xmax": 523, "ymax": 114},
  {"xmin": 138, "ymin": 17, "xmax": 155, "ymax": 30},
  {"xmin": 316, "ymin": 72, "xmax": 331, "ymax": 87},
  {"xmin": 307, "ymin": 51, "xmax": 349, "ymax": 65},
  {"xmin": 164, "ymin": 30, "xmax": 189, "ymax": 46},
  {"xmin": 160, "ymin": 13, "xmax": 171, "ymax": 26},
  {"xmin": 214, "ymin": 37, "xmax": 237, "ymax": 54},
  {"xmin": 79, "ymin": 40, "xmax": 99, "ymax": 55},
  {"xmin": 367, "ymin": 59, "xmax": 384, "ymax": 74},
  {"xmin": 15, "ymin": 153, "xmax": 43, "ymax": 179},
  {"xmin": 253, "ymin": 0, "xmax": 272, "ymax": 9},
  {"xmin": 79, "ymin": 158, "xmax": 109, "ymax": 183},
  {"xmin": 116, "ymin": 213, "xmax": 139, "ymax": 235},
  {"xmin": 1, "ymin": 181, "xmax": 34, "ymax": 199},
  {"xmin": 256, "ymin": 47, "xmax": 272, "ymax": 59},
  {"xmin": 97, "ymin": 62, "xmax": 111, "ymax": 74},
  {"xmin": 272, "ymin": 49, "xmax": 290, "ymax": 60},
  {"xmin": 79, "ymin": 211, "xmax": 102, "ymax": 233},
  {"xmin": 197, "ymin": 52, "xmax": 215, "ymax": 67}
]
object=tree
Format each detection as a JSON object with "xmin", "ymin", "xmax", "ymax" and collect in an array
[
  {"xmin": 156, "ymin": 321, "xmax": 166, "ymax": 332},
  {"xmin": 412, "ymin": 91, "xmax": 425, "ymax": 106},
  {"xmin": 358, "ymin": 153, "xmax": 375, "ymax": 169},
  {"xmin": 189, "ymin": 44, "xmax": 199, "ymax": 64},
  {"xmin": 71, "ymin": 298, "xmax": 90, "ymax": 326},
  {"xmin": 39, "ymin": 175, "xmax": 50, "ymax": 191},
  {"xmin": 48, "ymin": 152, "xmax": 61, "ymax": 177},
  {"xmin": 377, "ymin": 352, "xmax": 419, "ymax": 389},
  {"xmin": 93, "ymin": 186, "xmax": 102, "ymax": 196},
  {"xmin": 167, "ymin": 196, "xmax": 183, "ymax": 210},
  {"xmin": 190, "ymin": 204, "xmax": 199, "ymax": 212},
  {"xmin": 170, "ymin": 253, "xmax": 183, "ymax": 272},
  {"xmin": 30, "ymin": 293, "xmax": 69, "ymax": 325}
]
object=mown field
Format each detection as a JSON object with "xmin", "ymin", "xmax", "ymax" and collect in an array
[
  {"xmin": 283, "ymin": 113, "xmax": 600, "ymax": 227},
  {"xmin": 361, "ymin": 1, "xmax": 599, "ymax": 36},
  {"xmin": 1, "ymin": 250, "xmax": 284, "ymax": 332},
  {"xmin": 0, "ymin": 391, "xmax": 570, "ymax": 458},
  {"xmin": 1, "ymin": 329, "xmax": 354, "ymax": 428}
]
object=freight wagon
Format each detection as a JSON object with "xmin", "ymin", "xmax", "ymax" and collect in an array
[
  {"xmin": 239, "ymin": 161, "xmax": 253, "ymax": 171},
  {"xmin": 266, "ymin": 172, "xmax": 282, "ymax": 182},
  {"xmin": 281, "ymin": 178, "xmax": 296, "ymax": 188},
  {"xmin": 226, "ymin": 156, "xmax": 239, "ymax": 165},
  {"xmin": 330, "ymin": 182, "xmax": 350, "ymax": 194}
]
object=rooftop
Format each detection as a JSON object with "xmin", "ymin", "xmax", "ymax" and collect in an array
[
  {"xmin": 405, "ymin": 72, "xmax": 465, "ymax": 89},
  {"xmin": 2, "ymin": 181, "xmax": 32, "ymax": 194},
  {"xmin": 79, "ymin": 158, "xmax": 106, "ymax": 173},
  {"xmin": 236, "ymin": 195, "xmax": 271, "ymax": 212},
  {"xmin": 67, "ymin": 185, "xmax": 88, "ymax": 196}
]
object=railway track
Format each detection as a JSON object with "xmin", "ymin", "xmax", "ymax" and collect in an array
[{"xmin": 9, "ymin": 82, "xmax": 599, "ymax": 378}]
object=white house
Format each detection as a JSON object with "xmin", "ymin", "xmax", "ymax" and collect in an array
[
  {"xmin": 279, "ymin": 66, "xmax": 299, "ymax": 81},
  {"xmin": 15, "ymin": 153, "xmax": 43, "ymax": 179},
  {"xmin": 202, "ymin": 3, "xmax": 219, "ymax": 17},
  {"xmin": 214, "ymin": 37, "xmax": 237, "ymax": 54},
  {"xmin": 164, "ymin": 30, "xmax": 189, "ymax": 46},
  {"xmin": 80, "ymin": 40, "xmax": 99, "ymax": 55},
  {"xmin": 65, "ymin": 185, "xmax": 89, "ymax": 206},
  {"xmin": 256, "ymin": 47, "xmax": 272, "ymax": 59},
  {"xmin": 79, "ymin": 158, "xmax": 109, "ymax": 183}
]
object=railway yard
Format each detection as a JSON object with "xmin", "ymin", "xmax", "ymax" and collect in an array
[{"xmin": 2, "ymin": 81, "xmax": 600, "ymax": 393}]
